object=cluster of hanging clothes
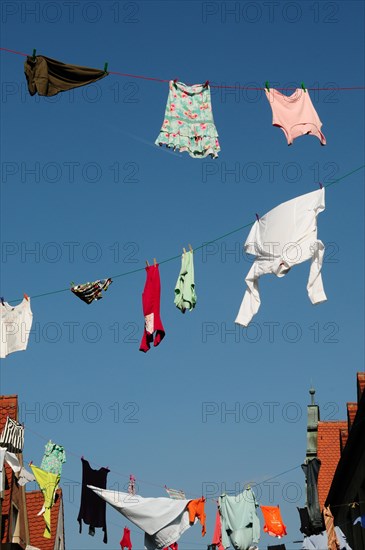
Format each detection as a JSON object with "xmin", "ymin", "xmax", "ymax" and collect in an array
[
  {"xmin": 0, "ymin": 416, "xmax": 357, "ymax": 549},
  {"xmin": 0, "ymin": 187, "xmax": 327, "ymax": 356},
  {"xmin": 23, "ymin": 54, "xmax": 326, "ymax": 159}
]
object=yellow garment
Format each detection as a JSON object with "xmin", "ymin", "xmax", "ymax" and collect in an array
[{"xmin": 31, "ymin": 464, "xmax": 60, "ymax": 538}]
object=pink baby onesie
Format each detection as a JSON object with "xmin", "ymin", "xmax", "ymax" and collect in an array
[{"xmin": 265, "ymin": 88, "xmax": 326, "ymax": 145}]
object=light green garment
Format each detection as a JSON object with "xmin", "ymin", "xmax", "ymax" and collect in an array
[
  {"xmin": 174, "ymin": 251, "xmax": 197, "ymax": 313},
  {"xmin": 40, "ymin": 440, "xmax": 66, "ymax": 475},
  {"xmin": 219, "ymin": 488, "xmax": 260, "ymax": 550}
]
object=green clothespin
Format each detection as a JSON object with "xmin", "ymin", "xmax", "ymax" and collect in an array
[
  {"xmin": 301, "ymin": 82, "xmax": 306, "ymax": 92},
  {"xmin": 265, "ymin": 81, "xmax": 270, "ymax": 92},
  {"xmin": 104, "ymin": 62, "xmax": 109, "ymax": 73},
  {"xmin": 32, "ymin": 49, "xmax": 36, "ymax": 60},
  {"xmin": 70, "ymin": 281, "xmax": 75, "ymax": 287}
]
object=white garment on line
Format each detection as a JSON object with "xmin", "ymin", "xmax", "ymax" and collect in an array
[
  {"xmin": 17, "ymin": 466, "xmax": 36, "ymax": 486},
  {"xmin": 235, "ymin": 188, "xmax": 327, "ymax": 327},
  {"xmin": 0, "ymin": 446, "xmax": 21, "ymax": 492},
  {"xmin": 302, "ymin": 526, "xmax": 352, "ymax": 549},
  {"xmin": 88, "ymin": 486, "xmax": 194, "ymax": 549},
  {"xmin": 0, "ymin": 297, "xmax": 33, "ymax": 358}
]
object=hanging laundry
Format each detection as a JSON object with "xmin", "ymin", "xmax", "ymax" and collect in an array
[
  {"xmin": 265, "ymin": 87, "xmax": 326, "ymax": 145},
  {"xmin": 128, "ymin": 474, "xmax": 136, "ymax": 495},
  {"xmin": 323, "ymin": 506, "xmax": 340, "ymax": 550},
  {"xmin": 77, "ymin": 457, "xmax": 109, "ymax": 544},
  {"xmin": 165, "ymin": 486, "xmax": 186, "ymax": 500},
  {"xmin": 0, "ymin": 416, "xmax": 25, "ymax": 453},
  {"xmin": 88, "ymin": 486, "xmax": 193, "ymax": 550},
  {"xmin": 155, "ymin": 80, "xmax": 220, "ymax": 158},
  {"xmin": 0, "ymin": 296, "xmax": 33, "ymax": 358},
  {"xmin": 71, "ymin": 278, "xmax": 112, "ymax": 304},
  {"xmin": 219, "ymin": 487, "xmax": 260, "ymax": 550},
  {"xmin": 353, "ymin": 515, "xmax": 365, "ymax": 528},
  {"xmin": 30, "ymin": 464, "xmax": 60, "ymax": 539},
  {"xmin": 40, "ymin": 440, "xmax": 66, "ymax": 475},
  {"xmin": 235, "ymin": 188, "xmax": 327, "ymax": 327},
  {"xmin": 17, "ymin": 465, "xmax": 36, "ymax": 486},
  {"xmin": 164, "ymin": 544, "xmax": 178, "ymax": 550},
  {"xmin": 297, "ymin": 507, "xmax": 323, "ymax": 537},
  {"xmin": 0, "ymin": 446, "xmax": 21, "ymax": 490},
  {"xmin": 302, "ymin": 527, "xmax": 352, "ymax": 549},
  {"xmin": 140, "ymin": 264, "xmax": 165, "ymax": 353},
  {"xmin": 174, "ymin": 250, "xmax": 197, "ymax": 313},
  {"xmin": 212, "ymin": 509, "xmax": 224, "ymax": 550},
  {"xmin": 187, "ymin": 497, "xmax": 206, "ymax": 536},
  {"xmin": 260, "ymin": 505, "xmax": 287, "ymax": 538},
  {"xmin": 120, "ymin": 526, "xmax": 133, "ymax": 550},
  {"xmin": 268, "ymin": 545, "xmax": 286, "ymax": 550},
  {"xmin": 301, "ymin": 458, "xmax": 324, "ymax": 534},
  {"xmin": 24, "ymin": 55, "xmax": 108, "ymax": 97}
]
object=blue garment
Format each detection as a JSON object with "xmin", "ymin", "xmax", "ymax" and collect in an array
[
  {"xmin": 302, "ymin": 527, "xmax": 352, "ymax": 549},
  {"xmin": 219, "ymin": 488, "xmax": 260, "ymax": 550}
]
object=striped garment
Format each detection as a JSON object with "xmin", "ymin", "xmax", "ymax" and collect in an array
[
  {"xmin": 71, "ymin": 278, "xmax": 112, "ymax": 304},
  {"xmin": 165, "ymin": 486, "xmax": 186, "ymax": 500},
  {"xmin": 0, "ymin": 416, "xmax": 24, "ymax": 453},
  {"xmin": 323, "ymin": 506, "xmax": 340, "ymax": 550}
]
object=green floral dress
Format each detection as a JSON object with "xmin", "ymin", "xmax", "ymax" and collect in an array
[
  {"xmin": 40, "ymin": 440, "xmax": 66, "ymax": 475},
  {"xmin": 155, "ymin": 81, "xmax": 220, "ymax": 158}
]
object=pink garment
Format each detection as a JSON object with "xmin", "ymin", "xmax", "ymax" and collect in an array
[
  {"xmin": 265, "ymin": 88, "xmax": 326, "ymax": 146},
  {"xmin": 163, "ymin": 543, "xmax": 178, "ymax": 550},
  {"xmin": 212, "ymin": 510, "xmax": 224, "ymax": 550},
  {"xmin": 120, "ymin": 527, "xmax": 132, "ymax": 550}
]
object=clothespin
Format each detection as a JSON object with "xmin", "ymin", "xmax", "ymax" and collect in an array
[
  {"xmin": 0, "ymin": 297, "xmax": 4, "ymax": 306},
  {"xmin": 301, "ymin": 82, "xmax": 306, "ymax": 92},
  {"xmin": 204, "ymin": 80, "xmax": 209, "ymax": 88},
  {"xmin": 29, "ymin": 461, "xmax": 33, "ymax": 466},
  {"xmin": 23, "ymin": 293, "xmax": 29, "ymax": 301},
  {"xmin": 81, "ymin": 455, "xmax": 84, "ymax": 459},
  {"xmin": 173, "ymin": 79, "xmax": 178, "ymax": 84},
  {"xmin": 188, "ymin": 243, "xmax": 193, "ymax": 253},
  {"xmin": 104, "ymin": 62, "xmax": 108, "ymax": 73},
  {"xmin": 183, "ymin": 248, "xmax": 186, "ymax": 255},
  {"xmin": 70, "ymin": 281, "xmax": 75, "ymax": 287},
  {"xmin": 145, "ymin": 260, "xmax": 150, "ymax": 267},
  {"xmin": 318, "ymin": 182, "xmax": 323, "ymax": 189},
  {"xmin": 255, "ymin": 213, "xmax": 260, "ymax": 221},
  {"xmin": 246, "ymin": 484, "xmax": 251, "ymax": 490},
  {"xmin": 32, "ymin": 49, "xmax": 36, "ymax": 60},
  {"xmin": 265, "ymin": 81, "xmax": 270, "ymax": 92},
  {"xmin": 153, "ymin": 258, "xmax": 157, "ymax": 266}
]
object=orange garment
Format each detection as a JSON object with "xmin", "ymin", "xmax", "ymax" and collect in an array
[
  {"xmin": 261, "ymin": 505, "xmax": 287, "ymax": 538},
  {"xmin": 187, "ymin": 497, "xmax": 206, "ymax": 536}
]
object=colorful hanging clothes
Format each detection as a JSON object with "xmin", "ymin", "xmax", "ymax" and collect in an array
[
  {"xmin": 219, "ymin": 488, "xmax": 260, "ymax": 550},
  {"xmin": 0, "ymin": 297, "xmax": 33, "ymax": 358},
  {"xmin": 40, "ymin": 440, "xmax": 66, "ymax": 475},
  {"xmin": 265, "ymin": 88, "xmax": 326, "ymax": 145},
  {"xmin": 268, "ymin": 545, "xmax": 286, "ymax": 550},
  {"xmin": 140, "ymin": 264, "xmax": 165, "ymax": 353},
  {"xmin": 0, "ymin": 416, "xmax": 25, "ymax": 453},
  {"xmin": 71, "ymin": 278, "xmax": 112, "ymax": 304},
  {"xmin": 165, "ymin": 486, "xmax": 186, "ymax": 500},
  {"xmin": 24, "ymin": 55, "xmax": 108, "ymax": 97},
  {"xmin": 17, "ymin": 466, "xmax": 36, "ymax": 486},
  {"xmin": 323, "ymin": 506, "xmax": 340, "ymax": 550},
  {"xmin": 164, "ymin": 544, "xmax": 178, "ymax": 550},
  {"xmin": 88, "ymin": 486, "xmax": 193, "ymax": 550},
  {"xmin": 187, "ymin": 497, "xmax": 206, "ymax": 536},
  {"xmin": 235, "ymin": 188, "xmax": 327, "ymax": 327},
  {"xmin": 212, "ymin": 509, "xmax": 225, "ymax": 550},
  {"xmin": 174, "ymin": 251, "xmax": 197, "ymax": 313},
  {"xmin": 30, "ymin": 465, "xmax": 60, "ymax": 539},
  {"xmin": 260, "ymin": 506, "xmax": 287, "ymax": 538},
  {"xmin": 120, "ymin": 527, "xmax": 133, "ymax": 550},
  {"xmin": 302, "ymin": 527, "xmax": 352, "ymax": 550},
  {"xmin": 77, "ymin": 458, "xmax": 109, "ymax": 544},
  {"xmin": 155, "ymin": 80, "xmax": 220, "ymax": 158}
]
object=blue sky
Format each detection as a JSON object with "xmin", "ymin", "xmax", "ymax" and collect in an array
[{"xmin": 0, "ymin": 1, "xmax": 364, "ymax": 549}]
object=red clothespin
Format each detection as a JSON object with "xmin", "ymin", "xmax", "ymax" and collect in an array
[
  {"xmin": 255, "ymin": 213, "xmax": 260, "ymax": 221},
  {"xmin": 24, "ymin": 293, "xmax": 29, "ymax": 301},
  {"xmin": 173, "ymin": 79, "xmax": 178, "ymax": 84},
  {"xmin": 204, "ymin": 80, "xmax": 209, "ymax": 88}
]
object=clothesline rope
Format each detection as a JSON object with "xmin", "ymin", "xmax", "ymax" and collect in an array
[
  {"xmin": 1, "ymin": 47, "xmax": 365, "ymax": 91},
  {"xmin": 5, "ymin": 164, "xmax": 365, "ymax": 304}
]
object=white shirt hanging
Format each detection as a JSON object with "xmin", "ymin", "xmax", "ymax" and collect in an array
[{"xmin": 235, "ymin": 188, "xmax": 327, "ymax": 327}]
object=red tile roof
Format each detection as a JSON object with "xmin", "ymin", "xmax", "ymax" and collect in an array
[
  {"xmin": 0, "ymin": 394, "xmax": 18, "ymax": 430},
  {"xmin": 346, "ymin": 402, "xmax": 358, "ymax": 430},
  {"xmin": 357, "ymin": 372, "xmax": 365, "ymax": 401},
  {"xmin": 317, "ymin": 421, "xmax": 347, "ymax": 509},
  {"xmin": 26, "ymin": 488, "xmax": 63, "ymax": 550}
]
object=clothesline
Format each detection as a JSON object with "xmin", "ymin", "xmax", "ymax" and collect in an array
[
  {"xmin": 1, "ymin": 47, "xmax": 365, "ymax": 91},
  {"xmin": 6, "ymin": 163, "xmax": 365, "ymax": 304}
]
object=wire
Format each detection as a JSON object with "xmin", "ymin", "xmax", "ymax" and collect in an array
[
  {"xmin": 1, "ymin": 47, "xmax": 365, "ymax": 90},
  {"xmin": 5, "ymin": 164, "xmax": 365, "ymax": 304}
]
